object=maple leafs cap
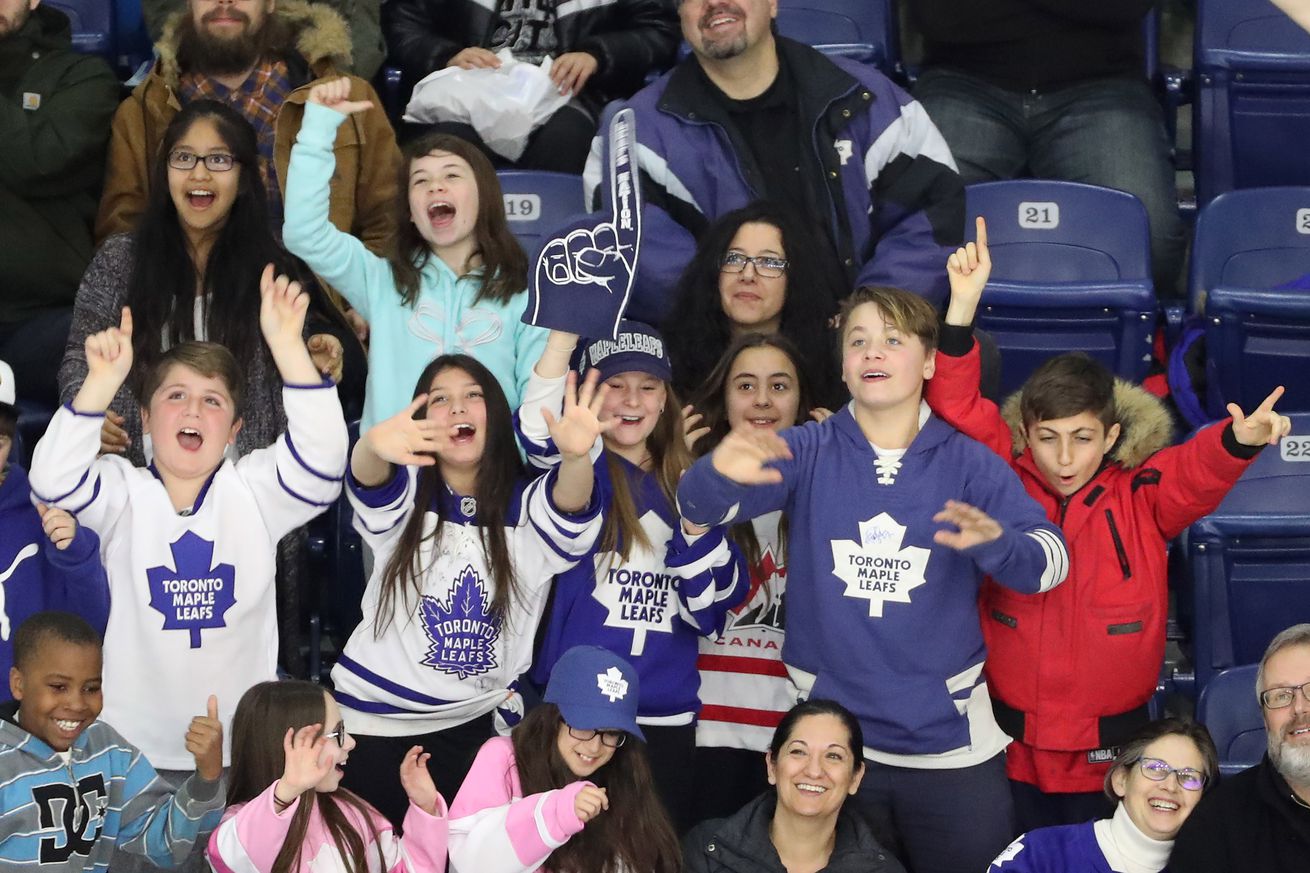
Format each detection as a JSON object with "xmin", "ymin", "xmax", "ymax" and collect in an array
[{"xmin": 543, "ymin": 645, "xmax": 645, "ymax": 742}]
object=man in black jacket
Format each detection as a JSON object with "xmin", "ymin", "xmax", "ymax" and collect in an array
[
  {"xmin": 1171, "ymin": 624, "xmax": 1310, "ymax": 872},
  {"xmin": 908, "ymin": 0, "xmax": 1184, "ymax": 297}
]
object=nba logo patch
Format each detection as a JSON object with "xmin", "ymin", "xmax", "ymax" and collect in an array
[{"xmin": 22, "ymin": 92, "xmax": 41, "ymax": 111}]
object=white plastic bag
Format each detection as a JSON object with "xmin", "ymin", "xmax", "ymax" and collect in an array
[{"xmin": 403, "ymin": 49, "xmax": 571, "ymax": 161}]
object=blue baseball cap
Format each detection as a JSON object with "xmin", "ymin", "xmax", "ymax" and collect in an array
[
  {"xmin": 544, "ymin": 645, "xmax": 645, "ymax": 742},
  {"xmin": 578, "ymin": 321, "xmax": 671, "ymax": 384}
]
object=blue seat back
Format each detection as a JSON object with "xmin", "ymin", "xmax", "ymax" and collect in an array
[
  {"xmin": 775, "ymin": 0, "xmax": 900, "ymax": 74},
  {"xmin": 496, "ymin": 170, "xmax": 586, "ymax": 262},
  {"xmin": 1190, "ymin": 187, "xmax": 1310, "ymax": 415},
  {"xmin": 1194, "ymin": 0, "xmax": 1310, "ymax": 204},
  {"xmin": 1196, "ymin": 664, "xmax": 1264, "ymax": 777},
  {"xmin": 963, "ymin": 180, "xmax": 1156, "ymax": 396},
  {"xmin": 1183, "ymin": 414, "xmax": 1310, "ymax": 692},
  {"xmin": 44, "ymin": 0, "xmax": 114, "ymax": 58}
]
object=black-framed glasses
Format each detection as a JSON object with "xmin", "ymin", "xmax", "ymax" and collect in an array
[
  {"xmin": 720, "ymin": 251, "xmax": 788, "ymax": 278},
  {"xmin": 567, "ymin": 726, "xmax": 626, "ymax": 748},
  {"xmin": 168, "ymin": 149, "xmax": 238, "ymax": 172},
  {"xmin": 1134, "ymin": 756, "xmax": 1207, "ymax": 791},
  {"xmin": 1260, "ymin": 681, "xmax": 1310, "ymax": 710},
  {"xmin": 322, "ymin": 720, "xmax": 348, "ymax": 748}
]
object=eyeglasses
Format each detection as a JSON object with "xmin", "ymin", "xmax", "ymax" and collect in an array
[
  {"xmin": 1134, "ymin": 756, "xmax": 1208, "ymax": 791},
  {"xmin": 1261, "ymin": 681, "xmax": 1310, "ymax": 710},
  {"xmin": 720, "ymin": 251, "xmax": 789, "ymax": 278},
  {"xmin": 322, "ymin": 720, "xmax": 348, "ymax": 748},
  {"xmin": 567, "ymin": 726, "xmax": 626, "ymax": 748},
  {"xmin": 168, "ymin": 149, "xmax": 238, "ymax": 172}
]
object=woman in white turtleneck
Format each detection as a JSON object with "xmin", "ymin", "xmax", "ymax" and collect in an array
[{"xmin": 986, "ymin": 719, "xmax": 1219, "ymax": 873}]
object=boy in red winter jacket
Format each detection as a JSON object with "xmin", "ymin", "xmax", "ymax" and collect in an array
[{"xmin": 925, "ymin": 218, "xmax": 1294, "ymax": 832}]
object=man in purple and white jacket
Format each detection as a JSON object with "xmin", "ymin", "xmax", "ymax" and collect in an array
[{"xmin": 584, "ymin": 0, "xmax": 966, "ymax": 323}]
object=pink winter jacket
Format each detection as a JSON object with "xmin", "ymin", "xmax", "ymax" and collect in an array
[{"xmin": 207, "ymin": 780, "xmax": 448, "ymax": 872}]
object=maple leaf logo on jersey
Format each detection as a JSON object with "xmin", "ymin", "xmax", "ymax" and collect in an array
[
  {"xmin": 419, "ymin": 565, "xmax": 500, "ymax": 679},
  {"xmin": 145, "ymin": 531, "xmax": 237, "ymax": 648},
  {"xmin": 830, "ymin": 513, "xmax": 930, "ymax": 617}
]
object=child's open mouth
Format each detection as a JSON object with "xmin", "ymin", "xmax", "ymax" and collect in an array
[
  {"xmin": 178, "ymin": 427, "xmax": 204, "ymax": 451},
  {"xmin": 450, "ymin": 423, "xmax": 476, "ymax": 445},
  {"xmin": 186, "ymin": 189, "xmax": 216, "ymax": 210},
  {"xmin": 860, "ymin": 369, "xmax": 889, "ymax": 382},
  {"xmin": 427, "ymin": 201, "xmax": 455, "ymax": 228}
]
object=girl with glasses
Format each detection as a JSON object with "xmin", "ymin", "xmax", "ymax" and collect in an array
[
  {"xmin": 449, "ymin": 646, "xmax": 680, "ymax": 873},
  {"xmin": 988, "ymin": 718, "xmax": 1220, "ymax": 872},
  {"xmin": 663, "ymin": 201, "xmax": 848, "ymax": 410},
  {"xmin": 208, "ymin": 680, "xmax": 448, "ymax": 872}
]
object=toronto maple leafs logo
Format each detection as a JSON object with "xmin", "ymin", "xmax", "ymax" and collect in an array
[
  {"xmin": 419, "ymin": 565, "xmax": 500, "ymax": 679},
  {"xmin": 830, "ymin": 513, "xmax": 930, "ymax": 617},
  {"xmin": 593, "ymin": 512, "xmax": 677, "ymax": 656},
  {"xmin": 146, "ymin": 531, "xmax": 237, "ymax": 648},
  {"xmin": 597, "ymin": 666, "xmax": 628, "ymax": 702}
]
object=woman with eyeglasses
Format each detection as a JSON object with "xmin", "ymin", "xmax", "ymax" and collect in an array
[
  {"xmin": 663, "ymin": 201, "xmax": 848, "ymax": 410},
  {"xmin": 987, "ymin": 718, "xmax": 1220, "ymax": 872},
  {"xmin": 59, "ymin": 100, "xmax": 362, "ymax": 678},
  {"xmin": 448, "ymin": 646, "xmax": 681, "ymax": 873},
  {"xmin": 208, "ymin": 679, "xmax": 449, "ymax": 872}
]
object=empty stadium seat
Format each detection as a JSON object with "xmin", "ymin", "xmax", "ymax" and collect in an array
[
  {"xmin": 1180, "ymin": 414, "xmax": 1310, "ymax": 693},
  {"xmin": 1194, "ymin": 0, "xmax": 1310, "ymax": 205},
  {"xmin": 963, "ymin": 180, "xmax": 1157, "ymax": 397},
  {"xmin": 776, "ymin": 0, "xmax": 901, "ymax": 75},
  {"xmin": 44, "ymin": 0, "xmax": 114, "ymax": 59},
  {"xmin": 1190, "ymin": 187, "xmax": 1310, "ymax": 416},
  {"xmin": 497, "ymin": 170, "xmax": 586, "ymax": 261},
  {"xmin": 1196, "ymin": 664, "xmax": 1265, "ymax": 777}
]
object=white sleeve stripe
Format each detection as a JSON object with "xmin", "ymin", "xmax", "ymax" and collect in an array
[
  {"xmin": 1026, "ymin": 529, "xmax": 1068, "ymax": 593},
  {"xmin": 636, "ymin": 143, "xmax": 703, "ymax": 212},
  {"xmin": 944, "ymin": 661, "xmax": 985, "ymax": 695},
  {"xmin": 557, "ymin": 0, "xmax": 616, "ymax": 16},
  {"xmin": 532, "ymin": 793, "xmax": 570, "ymax": 850},
  {"xmin": 862, "ymin": 99, "xmax": 959, "ymax": 183},
  {"xmin": 209, "ymin": 821, "xmax": 262, "ymax": 873}
]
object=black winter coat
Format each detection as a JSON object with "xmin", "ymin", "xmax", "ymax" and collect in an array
[
  {"xmin": 683, "ymin": 793, "xmax": 907, "ymax": 873},
  {"xmin": 383, "ymin": 0, "xmax": 678, "ymax": 105}
]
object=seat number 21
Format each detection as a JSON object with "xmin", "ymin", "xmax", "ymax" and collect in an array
[{"xmin": 1018, "ymin": 202, "xmax": 1060, "ymax": 229}]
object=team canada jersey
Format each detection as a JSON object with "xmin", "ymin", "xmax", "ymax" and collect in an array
[
  {"xmin": 695, "ymin": 511, "xmax": 799, "ymax": 752},
  {"xmin": 29, "ymin": 383, "xmax": 348, "ymax": 769},
  {"xmin": 332, "ymin": 464, "xmax": 604, "ymax": 737}
]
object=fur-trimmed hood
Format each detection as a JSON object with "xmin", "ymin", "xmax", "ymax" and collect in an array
[
  {"xmin": 1000, "ymin": 379, "xmax": 1175, "ymax": 469},
  {"xmin": 152, "ymin": 0, "xmax": 352, "ymax": 89}
]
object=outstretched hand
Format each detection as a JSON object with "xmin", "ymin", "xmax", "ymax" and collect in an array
[
  {"xmin": 259, "ymin": 264, "xmax": 310, "ymax": 351},
  {"xmin": 683, "ymin": 404, "xmax": 710, "ymax": 452},
  {"xmin": 399, "ymin": 746, "xmax": 442, "ymax": 816},
  {"xmin": 544, "ymin": 370, "xmax": 612, "ymax": 460},
  {"xmin": 933, "ymin": 500, "xmax": 1002, "ymax": 551},
  {"xmin": 278, "ymin": 723, "xmax": 335, "ymax": 800},
  {"xmin": 711, "ymin": 427, "xmax": 792, "ymax": 485},
  {"xmin": 84, "ymin": 307, "xmax": 134, "ymax": 389},
  {"xmin": 945, "ymin": 216, "xmax": 991, "ymax": 327},
  {"xmin": 1230, "ymin": 386, "xmax": 1293, "ymax": 447},
  {"xmin": 364, "ymin": 395, "xmax": 442, "ymax": 467},
  {"xmin": 307, "ymin": 76, "xmax": 375, "ymax": 116}
]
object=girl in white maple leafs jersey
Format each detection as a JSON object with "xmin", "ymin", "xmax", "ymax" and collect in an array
[
  {"xmin": 516, "ymin": 323, "xmax": 747, "ymax": 833},
  {"xmin": 331, "ymin": 352, "xmax": 608, "ymax": 830}
]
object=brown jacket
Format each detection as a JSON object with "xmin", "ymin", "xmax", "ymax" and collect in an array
[{"xmin": 95, "ymin": 0, "xmax": 399, "ymax": 256}]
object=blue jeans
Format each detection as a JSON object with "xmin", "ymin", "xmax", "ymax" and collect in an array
[{"xmin": 914, "ymin": 69, "xmax": 1185, "ymax": 296}]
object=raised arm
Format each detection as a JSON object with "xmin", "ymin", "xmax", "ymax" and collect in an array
[
  {"xmin": 542, "ymin": 370, "xmax": 611, "ymax": 513},
  {"xmin": 352, "ymin": 395, "xmax": 440, "ymax": 487}
]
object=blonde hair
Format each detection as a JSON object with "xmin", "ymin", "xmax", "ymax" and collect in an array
[{"xmin": 837, "ymin": 286, "xmax": 939, "ymax": 353}]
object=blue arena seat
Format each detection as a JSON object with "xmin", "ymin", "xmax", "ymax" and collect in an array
[
  {"xmin": 1194, "ymin": 0, "xmax": 1310, "ymax": 205},
  {"xmin": 44, "ymin": 0, "xmax": 114, "ymax": 59},
  {"xmin": 963, "ymin": 180, "xmax": 1157, "ymax": 397},
  {"xmin": 13, "ymin": 400, "xmax": 55, "ymax": 472},
  {"xmin": 1181, "ymin": 414, "xmax": 1310, "ymax": 693},
  {"xmin": 1190, "ymin": 187, "xmax": 1310, "ymax": 416},
  {"xmin": 1196, "ymin": 664, "xmax": 1264, "ymax": 777},
  {"xmin": 496, "ymin": 170, "xmax": 587, "ymax": 261},
  {"xmin": 776, "ymin": 0, "xmax": 901, "ymax": 75}
]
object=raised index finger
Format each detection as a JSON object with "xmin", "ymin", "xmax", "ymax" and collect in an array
[
  {"xmin": 606, "ymin": 108, "xmax": 641, "ymax": 261},
  {"xmin": 1255, "ymin": 385, "xmax": 1286, "ymax": 415},
  {"xmin": 974, "ymin": 216, "xmax": 989, "ymax": 260}
]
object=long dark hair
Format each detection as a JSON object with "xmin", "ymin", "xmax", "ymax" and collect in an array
[
  {"xmin": 511, "ymin": 703, "xmax": 681, "ymax": 873},
  {"xmin": 599, "ymin": 384, "xmax": 693, "ymax": 561},
  {"xmin": 387, "ymin": 133, "xmax": 528, "ymax": 307},
  {"xmin": 375, "ymin": 355, "xmax": 524, "ymax": 634},
  {"xmin": 664, "ymin": 201, "xmax": 845, "ymax": 407},
  {"xmin": 124, "ymin": 100, "xmax": 323, "ymax": 404},
  {"xmin": 226, "ymin": 681, "xmax": 384, "ymax": 873},
  {"xmin": 689, "ymin": 333, "xmax": 813, "ymax": 566}
]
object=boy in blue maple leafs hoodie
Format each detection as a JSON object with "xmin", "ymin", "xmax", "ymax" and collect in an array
[{"xmin": 0, "ymin": 361, "xmax": 108, "ymax": 681}]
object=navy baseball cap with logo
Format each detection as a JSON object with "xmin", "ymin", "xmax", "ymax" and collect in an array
[
  {"xmin": 578, "ymin": 320, "xmax": 671, "ymax": 385},
  {"xmin": 544, "ymin": 645, "xmax": 646, "ymax": 742}
]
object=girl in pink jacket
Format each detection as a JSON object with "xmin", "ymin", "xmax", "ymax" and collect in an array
[
  {"xmin": 448, "ymin": 646, "xmax": 680, "ymax": 873},
  {"xmin": 208, "ymin": 680, "xmax": 448, "ymax": 873}
]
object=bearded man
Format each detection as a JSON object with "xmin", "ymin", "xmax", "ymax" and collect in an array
[{"xmin": 97, "ymin": 0, "xmax": 398, "ymax": 256}]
